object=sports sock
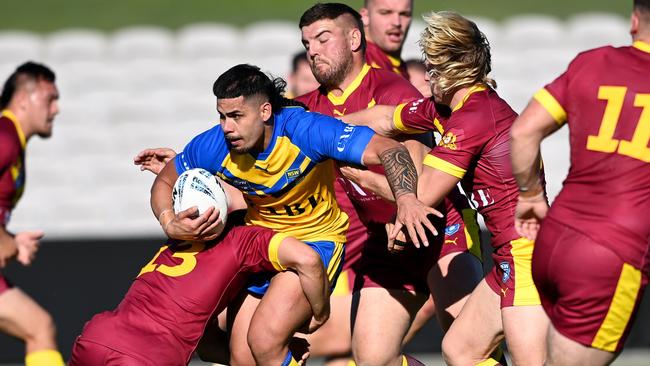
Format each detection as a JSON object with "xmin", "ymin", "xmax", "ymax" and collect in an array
[
  {"xmin": 402, "ymin": 354, "xmax": 425, "ymax": 366},
  {"xmin": 25, "ymin": 349, "xmax": 65, "ymax": 366}
]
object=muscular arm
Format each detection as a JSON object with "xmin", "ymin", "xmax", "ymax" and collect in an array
[
  {"xmin": 339, "ymin": 105, "xmax": 399, "ymax": 137},
  {"xmin": 361, "ymin": 134, "xmax": 440, "ymax": 246},
  {"xmin": 510, "ymin": 99, "xmax": 561, "ymax": 239}
]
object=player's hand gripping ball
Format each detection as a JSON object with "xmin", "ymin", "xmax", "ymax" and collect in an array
[{"xmin": 172, "ymin": 168, "xmax": 229, "ymax": 236}]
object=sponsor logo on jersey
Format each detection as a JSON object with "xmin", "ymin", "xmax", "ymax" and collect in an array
[
  {"xmin": 408, "ymin": 98, "xmax": 425, "ymax": 114},
  {"xmin": 286, "ymin": 168, "xmax": 301, "ymax": 179},
  {"xmin": 444, "ymin": 223, "xmax": 460, "ymax": 236},
  {"xmin": 337, "ymin": 125, "xmax": 355, "ymax": 152},
  {"xmin": 499, "ymin": 261, "xmax": 511, "ymax": 283}
]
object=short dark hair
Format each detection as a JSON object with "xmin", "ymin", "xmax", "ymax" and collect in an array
[
  {"xmin": 636, "ymin": 0, "xmax": 650, "ymax": 11},
  {"xmin": 213, "ymin": 64, "xmax": 306, "ymax": 112},
  {"xmin": 299, "ymin": 3, "xmax": 367, "ymax": 53},
  {"xmin": 291, "ymin": 51, "xmax": 309, "ymax": 73},
  {"xmin": 0, "ymin": 61, "xmax": 55, "ymax": 109}
]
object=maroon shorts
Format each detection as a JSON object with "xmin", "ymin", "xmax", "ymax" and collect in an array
[
  {"xmin": 0, "ymin": 274, "xmax": 11, "ymax": 295},
  {"xmin": 486, "ymin": 237, "xmax": 541, "ymax": 308},
  {"xmin": 533, "ymin": 217, "xmax": 648, "ymax": 353},
  {"xmin": 69, "ymin": 338, "xmax": 148, "ymax": 366},
  {"xmin": 440, "ymin": 207, "xmax": 482, "ymax": 260}
]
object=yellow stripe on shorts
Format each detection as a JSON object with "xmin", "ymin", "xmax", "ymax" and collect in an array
[
  {"xmin": 510, "ymin": 237, "xmax": 541, "ymax": 306},
  {"xmin": 592, "ymin": 263, "xmax": 642, "ymax": 352},
  {"xmin": 327, "ymin": 242, "xmax": 345, "ymax": 283}
]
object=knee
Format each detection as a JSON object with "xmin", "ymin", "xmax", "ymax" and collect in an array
[
  {"xmin": 441, "ymin": 333, "xmax": 466, "ymax": 365},
  {"xmin": 24, "ymin": 311, "xmax": 57, "ymax": 346},
  {"xmin": 247, "ymin": 328, "xmax": 284, "ymax": 364},
  {"xmin": 353, "ymin": 343, "xmax": 398, "ymax": 366}
]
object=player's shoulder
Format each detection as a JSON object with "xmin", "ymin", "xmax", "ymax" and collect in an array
[
  {"xmin": 294, "ymin": 88, "xmax": 322, "ymax": 107},
  {"xmin": 0, "ymin": 117, "xmax": 18, "ymax": 145},
  {"xmin": 567, "ymin": 45, "xmax": 619, "ymax": 69},
  {"xmin": 367, "ymin": 67, "xmax": 422, "ymax": 101}
]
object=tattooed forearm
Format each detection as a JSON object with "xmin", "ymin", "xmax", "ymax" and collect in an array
[{"xmin": 379, "ymin": 146, "xmax": 418, "ymax": 199}]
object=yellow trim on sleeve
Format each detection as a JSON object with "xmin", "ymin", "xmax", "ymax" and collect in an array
[
  {"xmin": 592, "ymin": 263, "xmax": 642, "ymax": 352},
  {"xmin": 392, "ymin": 103, "xmax": 425, "ymax": 134},
  {"xmin": 1, "ymin": 109, "xmax": 26, "ymax": 148},
  {"xmin": 268, "ymin": 232, "xmax": 293, "ymax": 272},
  {"xmin": 534, "ymin": 88, "xmax": 567, "ymax": 126},
  {"xmin": 633, "ymin": 40, "xmax": 650, "ymax": 54},
  {"xmin": 327, "ymin": 64, "xmax": 372, "ymax": 106},
  {"xmin": 423, "ymin": 155, "xmax": 466, "ymax": 179}
]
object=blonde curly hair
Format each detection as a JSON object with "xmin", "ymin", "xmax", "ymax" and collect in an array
[{"xmin": 419, "ymin": 11, "xmax": 496, "ymax": 95}]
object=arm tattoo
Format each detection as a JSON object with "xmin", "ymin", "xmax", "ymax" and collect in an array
[{"xmin": 379, "ymin": 146, "xmax": 418, "ymax": 199}]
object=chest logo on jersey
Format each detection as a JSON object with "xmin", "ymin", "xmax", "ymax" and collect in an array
[
  {"xmin": 285, "ymin": 168, "xmax": 301, "ymax": 180},
  {"xmin": 229, "ymin": 178, "xmax": 252, "ymax": 191},
  {"xmin": 333, "ymin": 108, "xmax": 347, "ymax": 116},
  {"xmin": 439, "ymin": 131, "xmax": 457, "ymax": 150},
  {"xmin": 337, "ymin": 125, "xmax": 356, "ymax": 152}
]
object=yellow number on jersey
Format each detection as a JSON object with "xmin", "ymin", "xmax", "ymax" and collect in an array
[
  {"xmin": 587, "ymin": 86, "xmax": 650, "ymax": 162},
  {"xmin": 137, "ymin": 242, "xmax": 205, "ymax": 278}
]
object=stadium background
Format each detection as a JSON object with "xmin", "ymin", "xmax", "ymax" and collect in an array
[{"xmin": 1, "ymin": 0, "xmax": 648, "ymax": 364}]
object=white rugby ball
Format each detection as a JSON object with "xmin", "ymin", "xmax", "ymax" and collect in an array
[{"xmin": 172, "ymin": 168, "xmax": 229, "ymax": 235}]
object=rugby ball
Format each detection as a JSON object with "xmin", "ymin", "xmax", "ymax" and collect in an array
[{"xmin": 172, "ymin": 168, "xmax": 229, "ymax": 235}]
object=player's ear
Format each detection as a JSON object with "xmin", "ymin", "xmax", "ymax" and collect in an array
[
  {"xmin": 350, "ymin": 27, "xmax": 363, "ymax": 52},
  {"xmin": 260, "ymin": 101, "xmax": 273, "ymax": 122},
  {"xmin": 360, "ymin": 7, "xmax": 370, "ymax": 27},
  {"xmin": 631, "ymin": 10, "xmax": 640, "ymax": 37}
]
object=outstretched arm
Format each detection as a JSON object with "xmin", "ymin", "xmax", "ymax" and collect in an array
[
  {"xmin": 134, "ymin": 147, "xmax": 178, "ymax": 175},
  {"xmin": 339, "ymin": 105, "xmax": 399, "ymax": 137},
  {"xmin": 510, "ymin": 99, "xmax": 560, "ymax": 240},
  {"xmin": 0, "ymin": 225, "xmax": 43, "ymax": 267}
]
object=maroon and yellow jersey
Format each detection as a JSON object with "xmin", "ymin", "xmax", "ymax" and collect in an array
[
  {"xmin": 76, "ymin": 221, "xmax": 284, "ymax": 365},
  {"xmin": 394, "ymin": 87, "xmax": 524, "ymax": 247},
  {"xmin": 297, "ymin": 64, "xmax": 421, "ymax": 266},
  {"xmin": 365, "ymin": 41, "xmax": 409, "ymax": 79},
  {"xmin": 534, "ymin": 41, "xmax": 650, "ymax": 273},
  {"xmin": 0, "ymin": 110, "xmax": 26, "ymax": 226}
]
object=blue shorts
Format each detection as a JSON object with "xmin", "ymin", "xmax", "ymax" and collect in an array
[{"xmin": 247, "ymin": 240, "xmax": 345, "ymax": 295}]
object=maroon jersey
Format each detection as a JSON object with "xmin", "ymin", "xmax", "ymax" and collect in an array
[
  {"xmin": 297, "ymin": 65, "xmax": 422, "ymax": 266},
  {"xmin": 365, "ymin": 41, "xmax": 409, "ymax": 79},
  {"xmin": 0, "ymin": 110, "xmax": 26, "ymax": 226},
  {"xmin": 534, "ymin": 41, "xmax": 650, "ymax": 273},
  {"xmin": 74, "ymin": 221, "xmax": 282, "ymax": 366},
  {"xmin": 395, "ymin": 87, "xmax": 524, "ymax": 247}
]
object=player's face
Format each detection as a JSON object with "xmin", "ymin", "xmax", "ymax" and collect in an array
[
  {"xmin": 424, "ymin": 63, "xmax": 444, "ymax": 104},
  {"xmin": 301, "ymin": 18, "xmax": 355, "ymax": 88},
  {"xmin": 407, "ymin": 65, "xmax": 432, "ymax": 98},
  {"xmin": 26, "ymin": 80, "xmax": 59, "ymax": 138},
  {"xmin": 289, "ymin": 59, "xmax": 319, "ymax": 97},
  {"xmin": 361, "ymin": 0, "xmax": 412, "ymax": 54},
  {"xmin": 218, "ymin": 96, "xmax": 269, "ymax": 154}
]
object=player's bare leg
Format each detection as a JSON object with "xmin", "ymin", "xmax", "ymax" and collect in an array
[
  {"xmin": 428, "ymin": 251, "xmax": 482, "ymax": 331},
  {"xmin": 502, "ymin": 304, "xmax": 548, "ymax": 365},
  {"xmin": 401, "ymin": 295, "xmax": 435, "ymax": 344},
  {"xmin": 247, "ymin": 271, "xmax": 314, "ymax": 366},
  {"xmin": 0, "ymin": 288, "xmax": 64, "ymax": 365},
  {"xmin": 302, "ymin": 293, "xmax": 352, "ymax": 364},
  {"xmin": 351, "ymin": 287, "xmax": 428, "ymax": 366},
  {"xmin": 545, "ymin": 323, "xmax": 616, "ymax": 366},
  {"xmin": 442, "ymin": 279, "xmax": 504, "ymax": 366},
  {"xmin": 229, "ymin": 292, "xmax": 261, "ymax": 366}
]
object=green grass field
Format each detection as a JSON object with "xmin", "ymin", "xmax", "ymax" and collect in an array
[{"xmin": 3, "ymin": 0, "xmax": 632, "ymax": 33}]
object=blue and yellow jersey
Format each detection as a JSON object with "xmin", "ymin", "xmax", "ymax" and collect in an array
[{"xmin": 175, "ymin": 106, "xmax": 375, "ymax": 243}]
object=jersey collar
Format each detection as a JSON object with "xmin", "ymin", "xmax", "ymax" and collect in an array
[
  {"xmin": 1, "ymin": 109, "xmax": 26, "ymax": 148},
  {"xmin": 633, "ymin": 40, "xmax": 650, "ymax": 54},
  {"xmin": 451, "ymin": 85, "xmax": 487, "ymax": 113},
  {"xmin": 327, "ymin": 64, "xmax": 372, "ymax": 106}
]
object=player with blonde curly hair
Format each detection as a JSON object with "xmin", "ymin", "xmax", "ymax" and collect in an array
[{"xmin": 342, "ymin": 11, "xmax": 548, "ymax": 365}]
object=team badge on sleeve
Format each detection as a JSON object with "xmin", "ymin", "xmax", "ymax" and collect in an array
[{"xmin": 439, "ymin": 131, "xmax": 458, "ymax": 150}]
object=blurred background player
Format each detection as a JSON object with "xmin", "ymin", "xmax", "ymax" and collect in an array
[
  {"xmin": 0, "ymin": 62, "xmax": 64, "ymax": 366},
  {"xmin": 342, "ymin": 11, "xmax": 548, "ymax": 365},
  {"xmin": 286, "ymin": 51, "xmax": 320, "ymax": 99},
  {"xmin": 405, "ymin": 59, "xmax": 432, "ymax": 98},
  {"xmin": 510, "ymin": 1, "xmax": 650, "ymax": 365},
  {"xmin": 296, "ymin": 4, "xmax": 482, "ymax": 366},
  {"xmin": 361, "ymin": 0, "xmax": 413, "ymax": 78}
]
